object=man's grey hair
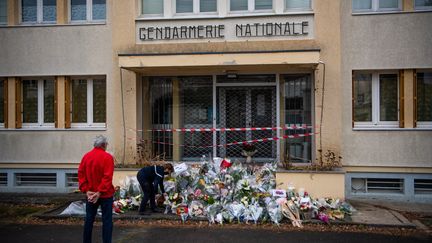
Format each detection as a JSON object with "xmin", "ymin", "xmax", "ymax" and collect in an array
[{"xmin": 94, "ymin": 135, "xmax": 108, "ymax": 148}]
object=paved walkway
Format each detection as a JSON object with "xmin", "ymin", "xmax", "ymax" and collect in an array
[{"xmin": 0, "ymin": 224, "xmax": 430, "ymax": 243}]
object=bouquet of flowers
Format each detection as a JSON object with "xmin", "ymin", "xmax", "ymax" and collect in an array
[
  {"xmin": 242, "ymin": 143, "xmax": 256, "ymax": 152},
  {"xmin": 176, "ymin": 205, "xmax": 189, "ymax": 223}
]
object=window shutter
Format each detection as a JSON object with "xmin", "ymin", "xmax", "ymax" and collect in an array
[
  {"xmin": 4, "ymin": 79, "xmax": 8, "ymax": 128},
  {"xmin": 352, "ymin": 71, "xmax": 355, "ymax": 127},
  {"xmin": 54, "ymin": 77, "xmax": 58, "ymax": 128},
  {"xmin": 65, "ymin": 76, "xmax": 71, "ymax": 128},
  {"xmin": 399, "ymin": 70, "xmax": 404, "ymax": 128},
  {"xmin": 15, "ymin": 78, "xmax": 22, "ymax": 128},
  {"xmin": 413, "ymin": 69, "xmax": 417, "ymax": 128}
]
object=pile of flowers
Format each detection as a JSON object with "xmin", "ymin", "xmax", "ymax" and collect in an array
[
  {"xmin": 64, "ymin": 157, "xmax": 355, "ymax": 227},
  {"xmin": 132, "ymin": 158, "xmax": 355, "ymax": 226}
]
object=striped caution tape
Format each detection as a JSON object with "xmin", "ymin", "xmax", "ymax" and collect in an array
[
  {"xmin": 130, "ymin": 132, "xmax": 317, "ymax": 148},
  {"xmin": 129, "ymin": 124, "xmax": 315, "ymax": 133}
]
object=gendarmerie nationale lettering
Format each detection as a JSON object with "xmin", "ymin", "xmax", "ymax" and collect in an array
[
  {"xmin": 138, "ymin": 21, "xmax": 309, "ymax": 41},
  {"xmin": 139, "ymin": 25, "xmax": 225, "ymax": 41},
  {"xmin": 236, "ymin": 22, "xmax": 309, "ymax": 37}
]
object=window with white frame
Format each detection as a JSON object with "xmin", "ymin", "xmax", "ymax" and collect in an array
[
  {"xmin": 22, "ymin": 0, "xmax": 56, "ymax": 24},
  {"xmin": 416, "ymin": 71, "xmax": 432, "ymax": 127},
  {"xmin": 142, "ymin": 0, "xmax": 164, "ymax": 15},
  {"xmin": 0, "ymin": 0, "xmax": 7, "ymax": 24},
  {"xmin": 415, "ymin": 0, "xmax": 432, "ymax": 10},
  {"xmin": 285, "ymin": 0, "xmax": 312, "ymax": 11},
  {"xmin": 70, "ymin": 0, "xmax": 106, "ymax": 22},
  {"xmin": 71, "ymin": 78, "xmax": 106, "ymax": 127},
  {"xmin": 175, "ymin": 0, "xmax": 217, "ymax": 14},
  {"xmin": 230, "ymin": 0, "xmax": 273, "ymax": 12},
  {"xmin": 21, "ymin": 78, "xmax": 55, "ymax": 127},
  {"xmin": 353, "ymin": 71, "xmax": 399, "ymax": 128},
  {"xmin": 352, "ymin": 0, "xmax": 401, "ymax": 12},
  {"xmin": 0, "ymin": 79, "xmax": 4, "ymax": 126}
]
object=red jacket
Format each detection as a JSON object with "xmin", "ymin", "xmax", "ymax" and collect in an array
[{"xmin": 78, "ymin": 147, "xmax": 115, "ymax": 198}]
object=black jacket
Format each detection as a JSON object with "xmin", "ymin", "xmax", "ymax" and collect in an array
[{"xmin": 137, "ymin": 165, "xmax": 165, "ymax": 193}]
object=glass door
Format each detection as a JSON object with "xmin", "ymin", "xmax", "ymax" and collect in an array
[{"xmin": 217, "ymin": 86, "xmax": 277, "ymax": 161}]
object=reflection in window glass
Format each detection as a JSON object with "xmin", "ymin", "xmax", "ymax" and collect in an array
[
  {"xmin": 417, "ymin": 72, "xmax": 432, "ymax": 122},
  {"xmin": 92, "ymin": 0, "xmax": 105, "ymax": 20},
  {"xmin": 71, "ymin": 0, "xmax": 87, "ymax": 21},
  {"xmin": 177, "ymin": 0, "xmax": 193, "ymax": 13},
  {"xmin": 284, "ymin": 74, "xmax": 312, "ymax": 163},
  {"xmin": 379, "ymin": 74, "xmax": 398, "ymax": 122},
  {"xmin": 72, "ymin": 79, "xmax": 87, "ymax": 123},
  {"xmin": 415, "ymin": 0, "xmax": 432, "ymax": 7},
  {"xmin": 93, "ymin": 79, "xmax": 106, "ymax": 123},
  {"xmin": 286, "ymin": 0, "xmax": 311, "ymax": 10},
  {"xmin": 0, "ymin": 0, "xmax": 7, "ymax": 23},
  {"xmin": 44, "ymin": 80, "xmax": 55, "ymax": 123},
  {"xmin": 0, "ymin": 80, "xmax": 4, "ymax": 123},
  {"xmin": 150, "ymin": 77, "xmax": 173, "ymax": 160},
  {"xmin": 200, "ymin": 0, "xmax": 216, "ymax": 12},
  {"xmin": 231, "ymin": 0, "xmax": 248, "ymax": 11},
  {"xmin": 43, "ymin": 0, "xmax": 56, "ymax": 22},
  {"xmin": 379, "ymin": 0, "xmax": 399, "ymax": 9},
  {"xmin": 22, "ymin": 0, "xmax": 37, "ymax": 22},
  {"xmin": 22, "ymin": 80, "xmax": 38, "ymax": 123},
  {"xmin": 354, "ymin": 73, "xmax": 372, "ymax": 122},
  {"xmin": 142, "ymin": 0, "xmax": 163, "ymax": 14},
  {"xmin": 179, "ymin": 76, "xmax": 213, "ymax": 160},
  {"xmin": 256, "ymin": 0, "xmax": 272, "ymax": 10},
  {"xmin": 352, "ymin": 0, "xmax": 372, "ymax": 10}
]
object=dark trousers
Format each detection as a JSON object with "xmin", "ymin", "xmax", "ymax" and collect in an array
[
  {"xmin": 83, "ymin": 197, "xmax": 113, "ymax": 243},
  {"xmin": 137, "ymin": 177, "xmax": 155, "ymax": 212}
]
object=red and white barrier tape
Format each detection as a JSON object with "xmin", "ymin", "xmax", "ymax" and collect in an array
[
  {"xmin": 129, "ymin": 124, "xmax": 316, "ymax": 133},
  {"xmin": 130, "ymin": 132, "xmax": 317, "ymax": 148}
]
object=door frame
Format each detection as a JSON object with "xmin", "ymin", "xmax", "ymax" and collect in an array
[{"xmin": 212, "ymin": 74, "xmax": 280, "ymax": 161}]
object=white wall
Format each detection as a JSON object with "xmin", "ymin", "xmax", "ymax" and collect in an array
[
  {"xmin": 341, "ymin": 1, "xmax": 432, "ymax": 167},
  {"xmin": 0, "ymin": 25, "xmax": 112, "ymax": 76},
  {"xmin": 0, "ymin": 24, "xmax": 114, "ymax": 164}
]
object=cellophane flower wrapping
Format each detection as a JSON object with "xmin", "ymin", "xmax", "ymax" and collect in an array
[
  {"xmin": 267, "ymin": 200, "xmax": 282, "ymax": 226},
  {"xmin": 108, "ymin": 156, "xmax": 355, "ymax": 226},
  {"xmin": 228, "ymin": 202, "xmax": 246, "ymax": 223},
  {"xmin": 206, "ymin": 203, "xmax": 223, "ymax": 224}
]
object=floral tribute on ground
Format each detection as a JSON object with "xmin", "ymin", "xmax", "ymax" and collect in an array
[{"xmin": 63, "ymin": 158, "xmax": 355, "ymax": 227}]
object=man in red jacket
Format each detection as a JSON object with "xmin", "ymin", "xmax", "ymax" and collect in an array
[{"xmin": 78, "ymin": 135, "xmax": 114, "ymax": 243}]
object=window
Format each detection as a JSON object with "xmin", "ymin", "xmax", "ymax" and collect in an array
[
  {"xmin": 416, "ymin": 71, "xmax": 432, "ymax": 127},
  {"xmin": 285, "ymin": 0, "xmax": 312, "ymax": 11},
  {"xmin": 230, "ymin": 0, "xmax": 272, "ymax": 12},
  {"xmin": 70, "ymin": 0, "xmax": 105, "ymax": 22},
  {"xmin": 175, "ymin": 0, "xmax": 217, "ymax": 14},
  {"xmin": 22, "ymin": 0, "xmax": 56, "ymax": 23},
  {"xmin": 353, "ymin": 71, "xmax": 399, "ymax": 128},
  {"xmin": 70, "ymin": 78, "xmax": 106, "ymax": 127},
  {"xmin": 0, "ymin": 0, "xmax": 7, "ymax": 24},
  {"xmin": 415, "ymin": 0, "xmax": 432, "ymax": 10},
  {"xmin": 21, "ymin": 78, "xmax": 55, "ymax": 127},
  {"xmin": 352, "ymin": 0, "xmax": 401, "ymax": 12},
  {"xmin": 0, "ymin": 79, "xmax": 4, "ymax": 126},
  {"xmin": 142, "ymin": 0, "xmax": 163, "ymax": 15}
]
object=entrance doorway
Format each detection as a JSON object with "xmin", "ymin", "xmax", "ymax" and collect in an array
[{"xmin": 217, "ymin": 86, "xmax": 277, "ymax": 161}]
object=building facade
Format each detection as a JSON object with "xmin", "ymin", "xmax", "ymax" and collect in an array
[{"xmin": 0, "ymin": 0, "xmax": 431, "ymax": 200}]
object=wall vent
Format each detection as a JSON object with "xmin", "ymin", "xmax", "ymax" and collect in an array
[
  {"xmin": 66, "ymin": 173, "xmax": 79, "ymax": 188},
  {"xmin": 414, "ymin": 179, "xmax": 432, "ymax": 194},
  {"xmin": 351, "ymin": 178, "xmax": 404, "ymax": 194},
  {"xmin": 0, "ymin": 173, "xmax": 7, "ymax": 186},
  {"xmin": 15, "ymin": 173, "xmax": 57, "ymax": 187}
]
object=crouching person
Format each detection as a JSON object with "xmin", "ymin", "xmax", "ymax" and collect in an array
[
  {"xmin": 78, "ymin": 135, "xmax": 115, "ymax": 243},
  {"xmin": 137, "ymin": 163, "xmax": 174, "ymax": 214}
]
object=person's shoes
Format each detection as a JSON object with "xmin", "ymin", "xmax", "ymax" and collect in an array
[{"xmin": 138, "ymin": 211, "xmax": 149, "ymax": 215}]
